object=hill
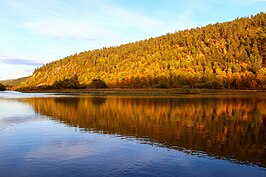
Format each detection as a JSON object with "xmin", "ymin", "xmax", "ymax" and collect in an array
[
  {"xmin": 17, "ymin": 12, "xmax": 266, "ymax": 90},
  {"xmin": 1, "ymin": 76, "xmax": 29, "ymax": 87}
]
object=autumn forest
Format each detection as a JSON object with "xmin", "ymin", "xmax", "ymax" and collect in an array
[{"xmin": 17, "ymin": 12, "xmax": 266, "ymax": 90}]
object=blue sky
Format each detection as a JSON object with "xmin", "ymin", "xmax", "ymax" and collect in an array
[{"xmin": 0, "ymin": 0, "xmax": 265, "ymax": 80}]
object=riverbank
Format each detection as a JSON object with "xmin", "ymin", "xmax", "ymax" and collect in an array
[{"xmin": 20, "ymin": 88, "xmax": 266, "ymax": 96}]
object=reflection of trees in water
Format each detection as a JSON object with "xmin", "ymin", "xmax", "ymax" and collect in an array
[
  {"xmin": 24, "ymin": 96, "xmax": 266, "ymax": 167},
  {"xmin": 54, "ymin": 97, "xmax": 80, "ymax": 107},
  {"xmin": 91, "ymin": 97, "xmax": 106, "ymax": 106}
]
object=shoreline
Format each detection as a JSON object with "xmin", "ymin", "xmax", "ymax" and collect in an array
[{"xmin": 19, "ymin": 88, "xmax": 266, "ymax": 96}]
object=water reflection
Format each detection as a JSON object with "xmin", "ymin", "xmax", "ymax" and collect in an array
[{"xmin": 22, "ymin": 95, "xmax": 266, "ymax": 167}]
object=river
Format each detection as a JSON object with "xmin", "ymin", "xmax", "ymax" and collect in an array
[{"xmin": 0, "ymin": 91, "xmax": 265, "ymax": 177}]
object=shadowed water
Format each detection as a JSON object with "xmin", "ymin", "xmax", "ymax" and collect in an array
[{"xmin": 0, "ymin": 92, "xmax": 265, "ymax": 177}]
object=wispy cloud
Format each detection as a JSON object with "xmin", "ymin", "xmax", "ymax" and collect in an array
[
  {"xmin": 23, "ymin": 20, "xmax": 104, "ymax": 41},
  {"xmin": 103, "ymin": 4, "xmax": 164, "ymax": 31},
  {"xmin": 16, "ymin": 0, "xmax": 166, "ymax": 42},
  {"xmin": 0, "ymin": 58, "xmax": 44, "ymax": 66}
]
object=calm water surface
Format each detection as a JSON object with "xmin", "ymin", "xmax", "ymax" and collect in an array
[{"xmin": 0, "ymin": 91, "xmax": 265, "ymax": 177}]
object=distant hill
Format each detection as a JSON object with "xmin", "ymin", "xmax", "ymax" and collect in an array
[
  {"xmin": 18, "ymin": 12, "xmax": 266, "ymax": 90},
  {"xmin": 1, "ymin": 76, "xmax": 29, "ymax": 87}
]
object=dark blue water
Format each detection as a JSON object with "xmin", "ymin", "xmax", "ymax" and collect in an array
[{"xmin": 0, "ymin": 91, "xmax": 265, "ymax": 177}]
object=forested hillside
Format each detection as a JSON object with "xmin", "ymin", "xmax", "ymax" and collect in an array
[{"xmin": 18, "ymin": 12, "xmax": 266, "ymax": 90}]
